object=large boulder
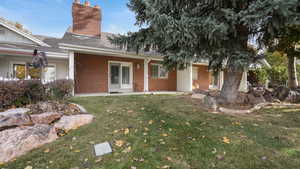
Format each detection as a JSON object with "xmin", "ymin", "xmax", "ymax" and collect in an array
[
  {"xmin": 54, "ymin": 114, "xmax": 94, "ymax": 132},
  {"xmin": 0, "ymin": 124, "xmax": 58, "ymax": 163},
  {"xmin": 203, "ymin": 96, "xmax": 217, "ymax": 111},
  {"xmin": 247, "ymin": 94, "xmax": 266, "ymax": 105},
  {"xmin": 0, "ymin": 108, "xmax": 32, "ymax": 130},
  {"xmin": 191, "ymin": 93, "xmax": 206, "ymax": 100},
  {"xmin": 27, "ymin": 101, "xmax": 81, "ymax": 115},
  {"xmin": 285, "ymin": 90, "xmax": 300, "ymax": 103},
  {"xmin": 273, "ymin": 86, "xmax": 291, "ymax": 101},
  {"xmin": 30, "ymin": 112, "xmax": 63, "ymax": 124}
]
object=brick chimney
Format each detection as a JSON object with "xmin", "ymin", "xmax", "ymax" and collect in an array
[{"xmin": 72, "ymin": 0, "xmax": 101, "ymax": 37}]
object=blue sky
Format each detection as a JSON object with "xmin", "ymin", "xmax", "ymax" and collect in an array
[{"xmin": 0, "ymin": 0, "xmax": 139, "ymax": 37}]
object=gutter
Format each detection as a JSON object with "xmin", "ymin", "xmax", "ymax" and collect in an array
[
  {"xmin": 0, "ymin": 47, "xmax": 68, "ymax": 59},
  {"xmin": 59, "ymin": 43, "xmax": 161, "ymax": 60}
]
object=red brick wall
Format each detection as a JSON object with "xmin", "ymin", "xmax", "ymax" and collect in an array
[
  {"xmin": 192, "ymin": 65, "xmax": 210, "ymax": 90},
  {"xmin": 72, "ymin": 3, "xmax": 101, "ymax": 36},
  {"xmin": 75, "ymin": 53, "xmax": 144, "ymax": 94},
  {"xmin": 148, "ymin": 61, "xmax": 177, "ymax": 91}
]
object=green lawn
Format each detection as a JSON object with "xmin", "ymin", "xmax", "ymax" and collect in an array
[{"xmin": 2, "ymin": 95, "xmax": 300, "ymax": 169}]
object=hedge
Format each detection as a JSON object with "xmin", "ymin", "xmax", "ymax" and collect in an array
[{"xmin": 0, "ymin": 79, "xmax": 73, "ymax": 109}]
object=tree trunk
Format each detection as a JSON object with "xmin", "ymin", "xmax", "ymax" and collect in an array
[
  {"xmin": 287, "ymin": 55, "xmax": 298, "ymax": 89},
  {"xmin": 217, "ymin": 70, "xmax": 244, "ymax": 104}
]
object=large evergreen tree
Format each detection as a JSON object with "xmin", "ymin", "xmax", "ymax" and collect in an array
[{"xmin": 110, "ymin": 0, "xmax": 299, "ymax": 104}]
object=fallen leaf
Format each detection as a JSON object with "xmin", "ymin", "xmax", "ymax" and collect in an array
[
  {"xmin": 148, "ymin": 120, "xmax": 154, "ymax": 125},
  {"xmin": 212, "ymin": 148, "xmax": 217, "ymax": 154},
  {"xmin": 223, "ymin": 137, "xmax": 230, "ymax": 144},
  {"xmin": 49, "ymin": 161, "xmax": 53, "ymax": 164},
  {"xmin": 114, "ymin": 130, "xmax": 119, "ymax": 133},
  {"xmin": 44, "ymin": 148, "xmax": 50, "ymax": 153},
  {"xmin": 115, "ymin": 140, "xmax": 125, "ymax": 147},
  {"xmin": 24, "ymin": 166, "xmax": 33, "ymax": 169},
  {"xmin": 161, "ymin": 120, "xmax": 166, "ymax": 123},
  {"xmin": 124, "ymin": 128, "xmax": 130, "ymax": 135},
  {"xmin": 161, "ymin": 165, "xmax": 170, "ymax": 169},
  {"xmin": 144, "ymin": 127, "xmax": 150, "ymax": 131},
  {"xmin": 74, "ymin": 149, "xmax": 81, "ymax": 153},
  {"xmin": 162, "ymin": 133, "xmax": 168, "ymax": 137},
  {"xmin": 185, "ymin": 122, "xmax": 191, "ymax": 126},
  {"xmin": 122, "ymin": 146, "xmax": 132, "ymax": 153},
  {"xmin": 95, "ymin": 157, "xmax": 102, "ymax": 163},
  {"xmin": 131, "ymin": 166, "xmax": 137, "ymax": 169},
  {"xmin": 166, "ymin": 156, "xmax": 172, "ymax": 161}
]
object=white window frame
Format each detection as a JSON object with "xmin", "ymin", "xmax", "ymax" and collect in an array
[
  {"xmin": 192, "ymin": 67, "xmax": 199, "ymax": 80},
  {"xmin": 151, "ymin": 63, "xmax": 168, "ymax": 79},
  {"xmin": 108, "ymin": 61, "xmax": 133, "ymax": 92},
  {"xmin": 10, "ymin": 61, "xmax": 56, "ymax": 81},
  {"xmin": 209, "ymin": 71, "xmax": 220, "ymax": 90}
]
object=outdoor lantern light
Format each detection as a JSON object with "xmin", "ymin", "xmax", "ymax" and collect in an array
[{"xmin": 137, "ymin": 64, "xmax": 141, "ymax": 69}]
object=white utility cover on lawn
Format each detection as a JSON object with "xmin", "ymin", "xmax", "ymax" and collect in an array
[{"xmin": 94, "ymin": 142, "xmax": 112, "ymax": 156}]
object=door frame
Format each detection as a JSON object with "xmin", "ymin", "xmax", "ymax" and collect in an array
[{"xmin": 108, "ymin": 61, "xmax": 133, "ymax": 92}]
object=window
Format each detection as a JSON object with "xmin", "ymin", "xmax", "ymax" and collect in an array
[
  {"xmin": 151, "ymin": 64, "xmax": 168, "ymax": 79},
  {"xmin": 193, "ymin": 67, "xmax": 198, "ymax": 80},
  {"xmin": 12, "ymin": 63, "xmax": 56, "ymax": 81},
  {"xmin": 209, "ymin": 72, "xmax": 219, "ymax": 88},
  {"xmin": 122, "ymin": 66, "xmax": 130, "ymax": 84},
  {"xmin": 43, "ymin": 66, "xmax": 56, "ymax": 82}
]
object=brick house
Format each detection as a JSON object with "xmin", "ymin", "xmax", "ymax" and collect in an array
[{"xmin": 0, "ymin": 0, "xmax": 248, "ymax": 95}]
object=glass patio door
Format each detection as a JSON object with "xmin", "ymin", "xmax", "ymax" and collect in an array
[{"xmin": 109, "ymin": 62, "xmax": 133, "ymax": 92}]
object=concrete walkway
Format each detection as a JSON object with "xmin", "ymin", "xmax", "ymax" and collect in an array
[{"xmin": 75, "ymin": 91, "xmax": 189, "ymax": 97}]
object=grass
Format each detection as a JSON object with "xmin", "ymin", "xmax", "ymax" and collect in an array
[{"xmin": 2, "ymin": 95, "xmax": 300, "ymax": 169}]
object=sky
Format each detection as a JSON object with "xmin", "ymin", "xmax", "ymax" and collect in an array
[{"xmin": 0, "ymin": 0, "xmax": 139, "ymax": 37}]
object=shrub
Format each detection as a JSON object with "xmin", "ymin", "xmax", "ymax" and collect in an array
[
  {"xmin": 46, "ymin": 79, "xmax": 74, "ymax": 100},
  {"xmin": 0, "ymin": 79, "xmax": 73, "ymax": 109},
  {"xmin": 0, "ymin": 80, "xmax": 45, "ymax": 108}
]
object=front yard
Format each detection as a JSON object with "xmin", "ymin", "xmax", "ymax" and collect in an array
[{"xmin": 2, "ymin": 95, "xmax": 300, "ymax": 169}]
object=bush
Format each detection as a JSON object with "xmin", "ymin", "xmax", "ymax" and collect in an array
[
  {"xmin": 0, "ymin": 80, "xmax": 45, "ymax": 108},
  {"xmin": 0, "ymin": 79, "xmax": 73, "ymax": 109},
  {"xmin": 46, "ymin": 80, "xmax": 74, "ymax": 100}
]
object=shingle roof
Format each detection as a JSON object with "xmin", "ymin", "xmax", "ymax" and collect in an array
[
  {"xmin": 0, "ymin": 42, "xmax": 66, "ymax": 53},
  {"xmin": 60, "ymin": 32, "xmax": 164, "ymax": 59}
]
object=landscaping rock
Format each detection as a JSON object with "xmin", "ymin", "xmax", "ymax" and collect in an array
[
  {"xmin": 0, "ymin": 109, "xmax": 32, "ymax": 130},
  {"xmin": 191, "ymin": 93, "xmax": 206, "ymax": 100},
  {"xmin": 27, "ymin": 101, "xmax": 81, "ymax": 115},
  {"xmin": 203, "ymin": 96, "xmax": 217, "ymax": 111},
  {"xmin": 273, "ymin": 86, "xmax": 291, "ymax": 101},
  {"xmin": 54, "ymin": 114, "xmax": 94, "ymax": 132},
  {"xmin": 247, "ymin": 94, "xmax": 266, "ymax": 105},
  {"xmin": 0, "ymin": 108, "xmax": 30, "ymax": 115},
  {"xmin": 0, "ymin": 124, "xmax": 58, "ymax": 163},
  {"xmin": 30, "ymin": 112, "xmax": 63, "ymax": 124},
  {"xmin": 285, "ymin": 90, "xmax": 300, "ymax": 103}
]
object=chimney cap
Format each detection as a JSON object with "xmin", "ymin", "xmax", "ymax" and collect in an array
[
  {"xmin": 74, "ymin": 0, "xmax": 80, "ymax": 4},
  {"xmin": 84, "ymin": 1, "xmax": 90, "ymax": 6}
]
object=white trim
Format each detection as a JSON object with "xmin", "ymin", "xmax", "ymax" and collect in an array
[
  {"xmin": 144, "ymin": 59, "xmax": 151, "ymax": 92},
  {"xmin": 0, "ymin": 20, "xmax": 50, "ymax": 47},
  {"xmin": 193, "ymin": 62, "xmax": 209, "ymax": 66},
  {"xmin": 150, "ymin": 63, "xmax": 169, "ymax": 79},
  {"xmin": 59, "ymin": 43, "xmax": 161, "ymax": 61},
  {"xmin": 9, "ymin": 61, "xmax": 57, "ymax": 81},
  {"xmin": 0, "ymin": 47, "xmax": 68, "ymax": 59},
  {"xmin": 108, "ymin": 61, "xmax": 133, "ymax": 92}
]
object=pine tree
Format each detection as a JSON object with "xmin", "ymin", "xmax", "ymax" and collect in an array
[{"xmin": 110, "ymin": 0, "xmax": 300, "ymax": 104}]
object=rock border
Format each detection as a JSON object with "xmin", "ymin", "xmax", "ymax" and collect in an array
[{"xmin": 217, "ymin": 103, "xmax": 300, "ymax": 115}]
